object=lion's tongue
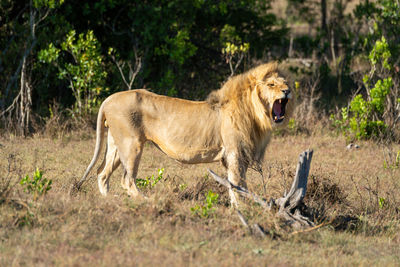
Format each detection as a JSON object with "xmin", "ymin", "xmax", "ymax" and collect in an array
[{"xmin": 274, "ymin": 103, "xmax": 282, "ymax": 119}]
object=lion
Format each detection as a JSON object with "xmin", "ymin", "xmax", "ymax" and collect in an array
[{"xmin": 75, "ymin": 62, "xmax": 293, "ymax": 206}]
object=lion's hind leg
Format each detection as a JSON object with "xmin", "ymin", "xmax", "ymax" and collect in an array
[
  {"xmin": 118, "ymin": 139, "xmax": 144, "ymax": 198},
  {"xmin": 97, "ymin": 132, "xmax": 121, "ymax": 196}
]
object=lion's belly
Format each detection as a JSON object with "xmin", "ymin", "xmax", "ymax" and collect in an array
[
  {"xmin": 151, "ymin": 141, "xmax": 224, "ymax": 164},
  {"xmin": 175, "ymin": 147, "xmax": 225, "ymax": 164}
]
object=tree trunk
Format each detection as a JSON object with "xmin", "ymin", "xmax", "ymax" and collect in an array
[
  {"xmin": 19, "ymin": 57, "xmax": 33, "ymax": 136},
  {"xmin": 321, "ymin": 0, "xmax": 328, "ymax": 37}
]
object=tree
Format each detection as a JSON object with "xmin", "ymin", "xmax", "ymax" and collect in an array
[
  {"xmin": 39, "ymin": 30, "xmax": 107, "ymax": 115},
  {"xmin": 0, "ymin": 0, "xmax": 64, "ymax": 135}
]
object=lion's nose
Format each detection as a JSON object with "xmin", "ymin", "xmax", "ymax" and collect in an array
[{"xmin": 282, "ymin": 89, "xmax": 290, "ymax": 97}]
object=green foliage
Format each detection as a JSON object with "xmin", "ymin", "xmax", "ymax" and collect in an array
[
  {"xmin": 38, "ymin": 30, "xmax": 107, "ymax": 115},
  {"xmin": 220, "ymin": 24, "xmax": 250, "ymax": 55},
  {"xmin": 157, "ymin": 69, "xmax": 178, "ymax": 97},
  {"xmin": 369, "ymin": 36, "xmax": 391, "ymax": 70},
  {"xmin": 33, "ymin": 0, "xmax": 64, "ymax": 8},
  {"xmin": 378, "ymin": 197, "xmax": 386, "ymax": 209},
  {"xmin": 384, "ymin": 151, "xmax": 400, "ymax": 169},
  {"xmin": 222, "ymin": 42, "xmax": 250, "ymax": 57},
  {"xmin": 97, "ymin": 0, "xmax": 282, "ymax": 97},
  {"xmin": 288, "ymin": 118, "xmax": 297, "ymax": 132},
  {"xmin": 220, "ymin": 24, "xmax": 250, "ymax": 75},
  {"xmin": 136, "ymin": 168, "xmax": 164, "ymax": 189},
  {"xmin": 331, "ymin": 32, "xmax": 397, "ymax": 140},
  {"xmin": 1, "ymin": 0, "xmax": 286, "ymax": 132},
  {"xmin": 15, "ymin": 211, "xmax": 36, "ymax": 228},
  {"xmin": 331, "ymin": 93, "xmax": 388, "ymax": 140},
  {"xmin": 156, "ymin": 29, "xmax": 197, "ymax": 66},
  {"xmin": 179, "ymin": 183, "xmax": 188, "ymax": 191},
  {"xmin": 191, "ymin": 190, "xmax": 219, "ymax": 218},
  {"xmin": 370, "ymin": 77, "xmax": 392, "ymax": 113},
  {"xmin": 20, "ymin": 168, "xmax": 52, "ymax": 200}
]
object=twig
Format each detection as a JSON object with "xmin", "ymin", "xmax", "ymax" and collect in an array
[
  {"xmin": 236, "ymin": 210, "xmax": 250, "ymax": 230},
  {"xmin": 208, "ymin": 169, "xmax": 271, "ymax": 209},
  {"xmin": 290, "ymin": 219, "xmax": 333, "ymax": 235}
]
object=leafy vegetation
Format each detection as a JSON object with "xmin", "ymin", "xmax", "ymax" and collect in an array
[
  {"xmin": 38, "ymin": 30, "xmax": 108, "ymax": 115},
  {"xmin": 330, "ymin": 0, "xmax": 400, "ymax": 141},
  {"xmin": 136, "ymin": 168, "xmax": 164, "ymax": 189},
  {"xmin": 191, "ymin": 190, "xmax": 219, "ymax": 218},
  {"xmin": 20, "ymin": 168, "xmax": 52, "ymax": 200},
  {"xmin": 1, "ymin": 0, "xmax": 399, "ymax": 142}
]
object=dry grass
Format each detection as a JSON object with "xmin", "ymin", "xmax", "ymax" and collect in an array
[{"xmin": 1, "ymin": 131, "xmax": 400, "ymax": 266}]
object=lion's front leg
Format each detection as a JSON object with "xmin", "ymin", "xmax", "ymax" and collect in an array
[{"xmin": 225, "ymin": 152, "xmax": 248, "ymax": 207}]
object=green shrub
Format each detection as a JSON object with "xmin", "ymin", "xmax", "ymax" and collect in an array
[
  {"xmin": 20, "ymin": 168, "xmax": 52, "ymax": 200},
  {"xmin": 191, "ymin": 190, "xmax": 219, "ymax": 218},
  {"xmin": 136, "ymin": 168, "xmax": 164, "ymax": 189},
  {"xmin": 331, "ymin": 36, "xmax": 397, "ymax": 140},
  {"xmin": 38, "ymin": 30, "xmax": 108, "ymax": 115}
]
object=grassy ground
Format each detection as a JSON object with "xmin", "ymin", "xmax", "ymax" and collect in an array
[{"xmin": 1, "ymin": 131, "xmax": 400, "ymax": 266}]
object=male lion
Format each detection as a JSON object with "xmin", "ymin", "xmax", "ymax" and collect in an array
[{"xmin": 76, "ymin": 62, "xmax": 293, "ymax": 206}]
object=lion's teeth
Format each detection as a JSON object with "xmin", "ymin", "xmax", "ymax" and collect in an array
[{"xmin": 279, "ymin": 99, "xmax": 281, "ymax": 104}]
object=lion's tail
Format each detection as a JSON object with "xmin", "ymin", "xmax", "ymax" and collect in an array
[{"xmin": 74, "ymin": 102, "xmax": 106, "ymax": 191}]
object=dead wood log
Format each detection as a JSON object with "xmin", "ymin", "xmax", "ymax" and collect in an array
[
  {"xmin": 208, "ymin": 149, "xmax": 315, "ymax": 234},
  {"xmin": 208, "ymin": 169, "xmax": 273, "ymax": 209}
]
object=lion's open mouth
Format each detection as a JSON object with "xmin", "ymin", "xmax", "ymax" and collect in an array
[{"xmin": 272, "ymin": 98, "xmax": 288, "ymax": 123}]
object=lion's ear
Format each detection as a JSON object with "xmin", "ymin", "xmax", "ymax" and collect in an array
[
  {"xmin": 248, "ymin": 73, "xmax": 258, "ymax": 84},
  {"xmin": 253, "ymin": 70, "xmax": 271, "ymax": 82},
  {"xmin": 260, "ymin": 62, "xmax": 279, "ymax": 81},
  {"xmin": 248, "ymin": 73, "xmax": 260, "ymax": 90},
  {"xmin": 206, "ymin": 91, "xmax": 221, "ymax": 108}
]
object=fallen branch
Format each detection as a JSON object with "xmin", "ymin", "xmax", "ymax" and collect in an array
[
  {"xmin": 290, "ymin": 219, "xmax": 333, "ymax": 236},
  {"xmin": 208, "ymin": 149, "xmax": 315, "ymax": 235},
  {"xmin": 208, "ymin": 169, "xmax": 273, "ymax": 209}
]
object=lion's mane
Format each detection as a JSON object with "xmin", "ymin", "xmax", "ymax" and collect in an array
[{"xmin": 207, "ymin": 62, "xmax": 292, "ymax": 163}]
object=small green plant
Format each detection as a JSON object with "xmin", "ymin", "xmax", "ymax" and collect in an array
[
  {"xmin": 20, "ymin": 168, "xmax": 52, "ymax": 200},
  {"xmin": 288, "ymin": 118, "xmax": 298, "ymax": 134},
  {"xmin": 378, "ymin": 197, "xmax": 386, "ymax": 209},
  {"xmin": 136, "ymin": 168, "xmax": 164, "ymax": 188},
  {"xmin": 384, "ymin": 151, "xmax": 400, "ymax": 169},
  {"xmin": 179, "ymin": 183, "xmax": 188, "ymax": 191},
  {"xmin": 15, "ymin": 211, "xmax": 35, "ymax": 228},
  {"xmin": 191, "ymin": 190, "xmax": 219, "ymax": 218}
]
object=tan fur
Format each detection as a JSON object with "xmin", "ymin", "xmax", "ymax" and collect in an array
[{"xmin": 78, "ymin": 62, "xmax": 293, "ymax": 206}]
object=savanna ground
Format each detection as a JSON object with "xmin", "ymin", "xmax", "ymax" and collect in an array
[{"xmin": 1, "ymin": 129, "xmax": 400, "ymax": 266}]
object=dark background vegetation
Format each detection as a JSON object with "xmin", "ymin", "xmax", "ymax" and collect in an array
[{"xmin": 0, "ymin": 0, "xmax": 399, "ymax": 139}]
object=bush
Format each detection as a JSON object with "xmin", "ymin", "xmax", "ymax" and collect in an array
[
  {"xmin": 136, "ymin": 168, "xmax": 164, "ymax": 189},
  {"xmin": 38, "ymin": 30, "xmax": 108, "ymax": 116},
  {"xmin": 331, "ymin": 36, "xmax": 399, "ymax": 140},
  {"xmin": 191, "ymin": 190, "xmax": 219, "ymax": 218},
  {"xmin": 20, "ymin": 168, "xmax": 52, "ymax": 200}
]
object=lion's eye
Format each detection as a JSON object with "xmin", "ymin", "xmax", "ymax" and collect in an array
[{"xmin": 267, "ymin": 83, "xmax": 274, "ymax": 87}]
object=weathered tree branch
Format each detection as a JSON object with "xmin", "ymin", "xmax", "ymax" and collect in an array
[
  {"xmin": 208, "ymin": 169, "xmax": 272, "ymax": 209},
  {"xmin": 208, "ymin": 149, "xmax": 315, "ymax": 234},
  {"xmin": 275, "ymin": 149, "xmax": 313, "ymax": 211}
]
